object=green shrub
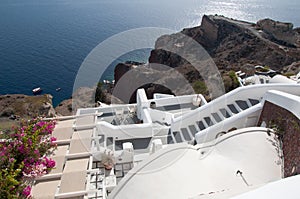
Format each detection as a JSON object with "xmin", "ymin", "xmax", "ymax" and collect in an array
[
  {"xmin": 0, "ymin": 119, "xmax": 57, "ymax": 198},
  {"xmin": 95, "ymin": 82, "xmax": 106, "ymax": 103},
  {"xmin": 224, "ymin": 71, "xmax": 240, "ymax": 92},
  {"xmin": 283, "ymin": 72, "xmax": 295, "ymax": 77},
  {"xmin": 193, "ymin": 81, "xmax": 208, "ymax": 95}
]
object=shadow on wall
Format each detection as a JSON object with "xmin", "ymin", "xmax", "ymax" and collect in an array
[{"xmin": 258, "ymin": 101, "xmax": 300, "ymax": 177}]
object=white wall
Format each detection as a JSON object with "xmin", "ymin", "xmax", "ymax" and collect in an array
[
  {"xmin": 97, "ymin": 122, "xmax": 153, "ymax": 140},
  {"xmin": 262, "ymin": 90, "xmax": 300, "ymax": 119},
  {"xmin": 148, "ymin": 109, "xmax": 173, "ymax": 125},
  {"xmin": 195, "ymin": 104, "xmax": 262, "ymax": 143},
  {"xmin": 136, "ymin": 89, "xmax": 149, "ymax": 120},
  {"xmin": 171, "ymin": 84, "xmax": 300, "ymax": 133}
]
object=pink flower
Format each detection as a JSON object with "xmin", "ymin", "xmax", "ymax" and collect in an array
[
  {"xmin": 22, "ymin": 186, "xmax": 31, "ymax": 197},
  {"xmin": 28, "ymin": 139, "xmax": 32, "ymax": 146},
  {"xmin": 18, "ymin": 145, "xmax": 25, "ymax": 153},
  {"xmin": 47, "ymin": 159, "xmax": 56, "ymax": 168},
  {"xmin": 44, "ymin": 157, "xmax": 56, "ymax": 169},
  {"xmin": 0, "ymin": 119, "xmax": 58, "ymax": 198},
  {"xmin": 21, "ymin": 127, "xmax": 26, "ymax": 133},
  {"xmin": 23, "ymin": 163, "xmax": 47, "ymax": 178},
  {"xmin": 36, "ymin": 121, "xmax": 46, "ymax": 127},
  {"xmin": 50, "ymin": 137, "xmax": 57, "ymax": 143},
  {"xmin": 34, "ymin": 149, "xmax": 40, "ymax": 156},
  {"xmin": 34, "ymin": 163, "xmax": 47, "ymax": 176}
]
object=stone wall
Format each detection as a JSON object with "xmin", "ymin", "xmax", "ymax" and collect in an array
[
  {"xmin": 258, "ymin": 101, "xmax": 300, "ymax": 178},
  {"xmin": 200, "ymin": 15, "xmax": 219, "ymax": 46},
  {"xmin": 257, "ymin": 18, "xmax": 297, "ymax": 47}
]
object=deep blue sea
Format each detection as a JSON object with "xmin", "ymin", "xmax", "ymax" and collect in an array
[{"xmin": 0, "ymin": 0, "xmax": 299, "ymax": 106}]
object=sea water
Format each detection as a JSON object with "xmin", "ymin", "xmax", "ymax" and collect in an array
[{"xmin": 0, "ymin": 0, "xmax": 299, "ymax": 106}]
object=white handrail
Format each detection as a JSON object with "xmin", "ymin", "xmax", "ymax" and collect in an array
[{"xmin": 171, "ymin": 84, "xmax": 300, "ymax": 132}]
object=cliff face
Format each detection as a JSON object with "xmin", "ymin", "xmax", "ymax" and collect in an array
[
  {"xmin": 57, "ymin": 15, "xmax": 300, "ymax": 110},
  {"xmin": 114, "ymin": 61, "xmax": 144, "ymax": 84},
  {"xmin": 0, "ymin": 94, "xmax": 55, "ymax": 118},
  {"xmin": 110, "ymin": 15, "xmax": 300, "ymax": 103},
  {"xmin": 0, "ymin": 94, "xmax": 56, "ymax": 131},
  {"xmin": 149, "ymin": 15, "xmax": 300, "ymax": 72},
  {"xmin": 257, "ymin": 18, "xmax": 300, "ymax": 48}
]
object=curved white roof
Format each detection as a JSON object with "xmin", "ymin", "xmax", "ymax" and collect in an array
[
  {"xmin": 109, "ymin": 127, "xmax": 282, "ymax": 199},
  {"xmin": 231, "ymin": 175, "xmax": 300, "ymax": 199},
  {"xmin": 269, "ymin": 75, "xmax": 296, "ymax": 84}
]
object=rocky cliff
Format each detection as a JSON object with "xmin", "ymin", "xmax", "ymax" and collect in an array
[
  {"xmin": 149, "ymin": 15, "xmax": 300, "ymax": 72},
  {"xmin": 257, "ymin": 18, "xmax": 300, "ymax": 48},
  {"xmin": 0, "ymin": 94, "xmax": 56, "ymax": 131},
  {"xmin": 114, "ymin": 61, "xmax": 145, "ymax": 84},
  {"xmin": 0, "ymin": 94, "xmax": 55, "ymax": 118},
  {"xmin": 59, "ymin": 15, "xmax": 300, "ymax": 111},
  {"xmin": 111, "ymin": 15, "xmax": 300, "ymax": 103}
]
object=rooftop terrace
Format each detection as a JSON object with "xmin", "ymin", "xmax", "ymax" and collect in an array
[{"xmin": 31, "ymin": 84, "xmax": 300, "ymax": 198}]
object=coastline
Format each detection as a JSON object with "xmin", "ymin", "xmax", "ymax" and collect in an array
[{"xmin": 1, "ymin": 15, "xmax": 300, "ymax": 120}]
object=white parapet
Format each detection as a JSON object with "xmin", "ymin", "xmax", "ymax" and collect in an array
[
  {"xmin": 171, "ymin": 84, "xmax": 300, "ymax": 133},
  {"xmin": 136, "ymin": 89, "xmax": 149, "ymax": 120},
  {"xmin": 262, "ymin": 90, "xmax": 300, "ymax": 119}
]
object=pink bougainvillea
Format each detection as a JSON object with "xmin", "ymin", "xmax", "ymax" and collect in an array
[
  {"xmin": 22, "ymin": 186, "xmax": 32, "ymax": 198},
  {"xmin": 0, "ymin": 118, "xmax": 57, "ymax": 198}
]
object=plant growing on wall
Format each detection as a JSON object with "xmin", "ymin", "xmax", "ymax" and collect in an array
[{"xmin": 269, "ymin": 119, "xmax": 285, "ymax": 139}]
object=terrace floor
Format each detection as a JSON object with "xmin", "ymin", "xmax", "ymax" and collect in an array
[{"xmin": 110, "ymin": 127, "xmax": 283, "ymax": 199}]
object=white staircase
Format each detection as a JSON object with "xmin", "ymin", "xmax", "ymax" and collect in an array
[
  {"xmin": 169, "ymin": 84, "xmax": 300, "ymax": 144},
  {"xmin": 168, "ymin": 98, "xmax": 260, "ymax": 143}
]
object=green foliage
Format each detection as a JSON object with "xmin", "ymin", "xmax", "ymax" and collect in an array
[
  {"xmin": 193, "ymin": 81, "xmax": 208, "ymax": 95},
  {"xmin": 228, "ymin": 71, "xmax": 239, "ymax": 86},
  {"xmin": 224, "ymin": 71, "xmax": 240, "ymax": 92},
  {"xmin": 256, "ymin": 66, "xmax": 270, "ymax": 73},
  {"xmin": 0, "ymin": 119, "xmax": 57, "ymax": 198},
  {"xmin": 0, "ymin": 161, "xmax": 23, "ymax": 199},
  {"xmin": 283, "ymin": 72, "xmax": 295, "ymax": 77},
  {"xmin": 269, "ymin": 119, "xmax": 285, "ymax": 136},
  {"xmin": 95, "ymin": 82, "xmax": 106, "ymax": 103}
]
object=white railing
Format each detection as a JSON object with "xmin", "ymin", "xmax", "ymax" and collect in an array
[
  {"xmin": 149, "ymin": 94, "xmax": 205, "ymax": 108},
  {"xmin": 78, "ymin": 108, "xmax": 97, "ymax": 115},
  {"xmin": 97, "ymin": 122, "xmax": 153, "ymax": 140},
  {"xmin": 171, "ymin": 84, "xmax": 300, "ymax": 132},
  {"xmin": 136, "ymin": 89, "xmax": 149, "ymax": 120},
  {"xmin": 262, "ymin": 90, "xmax": 300, "ymax": 119},
  {"xmin": 153, "ymin": 93, "xmax": 174, "ymax": 99},
  {"xmin": 77, "ymin": 104, "xmax": 136, "ymax": 116},
  {"xmin": 140, "ymin": 108, "xmax": 152, "ymax": 124},
  {"xmin": 195, "ymin": 104, "xmax": 262, "ymax": 143},
  {"xmin": 148, "ymin": 108, "xmax": 173, "ymax": 125}
]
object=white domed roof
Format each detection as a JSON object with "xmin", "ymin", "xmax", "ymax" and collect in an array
[{"xmin": 269, "ymin": 75, "xmax": 296, "ymax": 84}]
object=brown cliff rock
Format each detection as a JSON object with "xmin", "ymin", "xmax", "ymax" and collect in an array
[
  {"xmin": 0, "ymin": 94, "xmax": 56, "ymax": 131},
  {"xmin": 58, "ymin": 15, "xmax": 300, "ymax": 112},
  {"xmin": 114, "ymin": 61, "xmax": 144, "ymax": 84},
  {"xmin": 150, "ymin": 15, "xmax": 300, "ymax": 72},
  {"xmin": 0, "ymin": 94, "xmax": 55, "ymax": 118},
  {"xmin": 112, "ymin": 15, "xmax": 300, "ymax": 102},
  {"xmin": 257, "ymin": 18, "xmax": 300, "ymax": 48}
]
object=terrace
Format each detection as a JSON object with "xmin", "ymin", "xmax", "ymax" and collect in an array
[{"xmin": 31, "ymin": 84, "xmax": 300, "ymax": 198}]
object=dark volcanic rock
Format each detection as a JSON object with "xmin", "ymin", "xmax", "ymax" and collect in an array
[
  {"xmin": 97, "ymin": 15, "xmax": 300, "ymax": 105},
  {"xmin": 0, "ymin": 94, "xmax": 56, "ymax": 118},
  {"xmin": 282, "ymin": 61, "xmax": 300, "ymax": 75},
  {"xmin": 112, "ymin": 63, "xmax": 195, "ymax": 103},
  {"xmin": 149, "ymin": 15, "xmax": 300, "ymax": 72},
  {"xmin": 114, "ymin": 61, "xmax": 144, "ymax": 84},
  {"xmin": 55, "ymin": 98, "xmax": 73, "ymax": 116},
  {"xmin": 257, "ymin": 18, "xmax": 300, "ymax": 48}
]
